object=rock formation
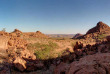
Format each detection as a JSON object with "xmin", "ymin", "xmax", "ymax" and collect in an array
[
  {"xmin": 86, "ymin": 22, "xmax": 110, "ymax": 34},
  {"xmin": 106, "ymin": 36, "xmax": 110, "ymax": 42},
  {"xmin": 12, "ymin": 29, "xmax": 22, "ymax": 34},
  {"xmin": 23, "ymin": 31, "xmax": 48, "ymax": 38},
  {"xmin": 8, "ymin": 37, "xmax": 27, "ymax": 49},
  {"xmin": 53, "ymin": 36, "xmax": 110, "ymax": 74},
  {"xmin": 0, "ymin": 36, "xmax": 8, "ymax": 49},
  {"xmin": 78, "ymin": 22, "xmax": 110, "ymax": 40},
  {"xmin": 72, "ymin": 33, "xmax": 83, "ymax": 39},
  {"xmin": 0, "ymin": 31, "xmax": 9, "ymax": 36},
  {"xmin": 68, "ymin": 53, "xmax": 110, "ymax": 74}
]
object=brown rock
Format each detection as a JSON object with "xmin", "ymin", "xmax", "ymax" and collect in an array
[
  {"xmin": 86, "ymin": 22, "xmax": 110, "ymax": 34},
  {"xmin": 54, "ymin": 62, "xmax": 70, "ymax": 74},
  {"xmin": 106, "ymin": 36, "xmax": 110, "ymax": 42},
  {"xmin": 68, "ymin": 53, "xmax": 110, "ymax": 74},
  {"xmin": 20, "ymin": 50, "xmax": 36, "ymax": 60},
  {"xmin": 73, "ymin": 33, "xmax": 83, "ymax": 39},
  {"xmin": 0, "ymin": 63, "xmax": 11, "ymax": 74},
  {"xmin": 8, "ymin": 40, "xmax": 13, "ymax": 46},
  {"xmin": 26, "ymin": 61, "xmax": 44, "ymax": 71},
  {"xmin": 75, "ymin": 49, "xmax": 83, "ymax": 56},
  {"xmin": 79, "ymin": 22, "xmax": 110, "ymax": 39},
  {"xmin": 8, "ymin": 37, "xmax": 27, "ymax": 49},
  {"xmin": 73, "ymin": 42, "xmax": 83, "ymax": 52},
  {"xmin": 0, "ymin": 36, "xmax": 8, "ymax": 49},
  {"xmin": 12, "ymin": 29, "xmax": 22, "ymax": 34},
  {"xmin": 0, "ymin": 31, "xmax": 9, "ymax": 36},
  {"xmin": 13, "ymin": 57, "xmax": 26, "ymax": 71}
]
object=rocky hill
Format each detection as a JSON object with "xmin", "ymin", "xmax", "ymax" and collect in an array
[
  {"xmin": 86, "ymin": 21, "xmax": 110, "ymax": 34},
  {"xmin": 72, "ymin": 33, "xmax": 83, "ymax": 39},
  {"xmin": 0, "ymin": 23, "xmax": 110, "ymax": 74},
  {"xmin": 12, "ymin": 29, "xmax": 22, "ymax": 34},
  {"xmin": 23, "ymin": 31, "xmax": 49, "ymax": 38},
  {"xmin": 77, "ymin": 22, "xmax": 110, "ymax": 39}
]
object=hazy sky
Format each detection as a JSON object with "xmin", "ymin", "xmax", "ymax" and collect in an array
[{"xmin": 0, "ymin": 0, "xmax": 110, "ymax": 34}]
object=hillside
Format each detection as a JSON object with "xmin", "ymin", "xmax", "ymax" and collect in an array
[
  {"xmin": 0, "ymin": 22, "xmax": 110, "ymax": 74},
  {"xmin": 23, "ymin": 31, "xmax": 49, "ymax": 38},
  {"xmin": 86, "ymin": 21, "xmax": 110, "ymax": 34},
  {"xmin": 76, "ymin": 22, "xmax": 110, "ymax": 40}
]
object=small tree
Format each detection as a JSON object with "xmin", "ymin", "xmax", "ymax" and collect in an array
[{"xmin": 2, "ymin": 28, "xmax": 6, "ymax": 32}]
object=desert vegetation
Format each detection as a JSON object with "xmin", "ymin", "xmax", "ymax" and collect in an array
[{"xmin": 27, "ymin": 41, "xmax": 59, "ymax": 60}]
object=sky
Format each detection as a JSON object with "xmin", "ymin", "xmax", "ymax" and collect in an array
[{"xmin": 0, "ymin": 0, "xmax": 110, "ymax": 34}]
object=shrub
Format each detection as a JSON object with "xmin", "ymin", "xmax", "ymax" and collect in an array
[{"xmin": 27, "ymin": 41, "xmax": 58, "ymax": 60}]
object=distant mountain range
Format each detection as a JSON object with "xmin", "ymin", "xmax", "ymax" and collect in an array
[{"xmin": 46, "ymin": 34, "xmax": 75, "ymax": 38}]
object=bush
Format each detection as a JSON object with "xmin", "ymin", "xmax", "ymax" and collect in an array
[{"xmin": 27, "ymin": 41, "xmax": 58, "ymax": 60}]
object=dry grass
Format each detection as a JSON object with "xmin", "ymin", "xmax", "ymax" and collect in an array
[{"xmin": 26, "ymin": 37, "xmax": 76, "ymax": 60}]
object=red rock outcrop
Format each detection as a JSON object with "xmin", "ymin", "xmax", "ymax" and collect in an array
[
  {"xmin": 86, "ymin": 22, "xmax": 110, "ymax": 34},
  {"xmin": 106, "ymin": 36, "xmax": 110, "ymax": 42},
  {"xmin": 54, "ymin": 62, "xmax": 70, "ymax": 74},
  {"xmin": 78, "ymin": 22, "xmax": 110, "ymax": 39},
  {"xmin": 10, "ymin": 29, "xmax": 23, "ymax": 37},
  {"xmin": 68, "ymin": 53, "xmax": 110, "ymax": 74},
  {"xmin": 12, "ymin": 29, "xmax": 22, "ymax": 34},
  {"xmin": 73, "ymin": 33, "xmax": 83, "ymax": 39},
  {"xmin": 73, "ymin": 41, "xmax": 83, "ymax": 52},
  {"xmin": 8, "ymin": 37, "xmax": 27, "ymax": 49},
  {"xmin": 7, "ymin": 47, "xmax": 37, "ymax": 71}
]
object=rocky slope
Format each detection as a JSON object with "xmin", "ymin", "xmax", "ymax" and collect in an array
[
  {"xmin": 0, "ymin": 26, "xmax": 110, "ymax": 74},
  {"xmin": 76, "ymin": 22, "xmax": 110, "ymax": 39},
  {"xmin": 72, "ymin": 33, "xmax": 83, "ymax": 39},
  {"xmin": 23, "ymin": 31, "xmax": 49, "ymax": 38},
  {"xmin": 54, "ymin": 36, "xmax": 110, "ymax": 74},
  {"xmin": 86, "ymin": 22, "xmax": 110, "ymax": 34}
]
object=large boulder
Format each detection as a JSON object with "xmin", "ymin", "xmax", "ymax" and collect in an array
[
  {"xmin": 73, "ymin": 42, "xmax": 83, "ymax": 52},
  {"xmin": 106, "ymin": 36, "xmax": 110, "ymax": 42},
  {"xmin": 54, "ymin": 62, "xmax": 70, "ymax": 74},
  {"xmin": 0, "ymin": 63, "xmax": 11, "ymax": 74},
  {"xmin": 20, "ymin": 49, "xmax": 36, "ymax": 60},
  {"xmin": 0, "ymin": 36, "xmax": 8, "ymax": 49},
  {"xmin": 13, "ymin": 57, "xmax": 26, "ymax": 71},
  {"xmin": 68, "ymin": 53, "xmax": 110, "ymax": 74}
]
